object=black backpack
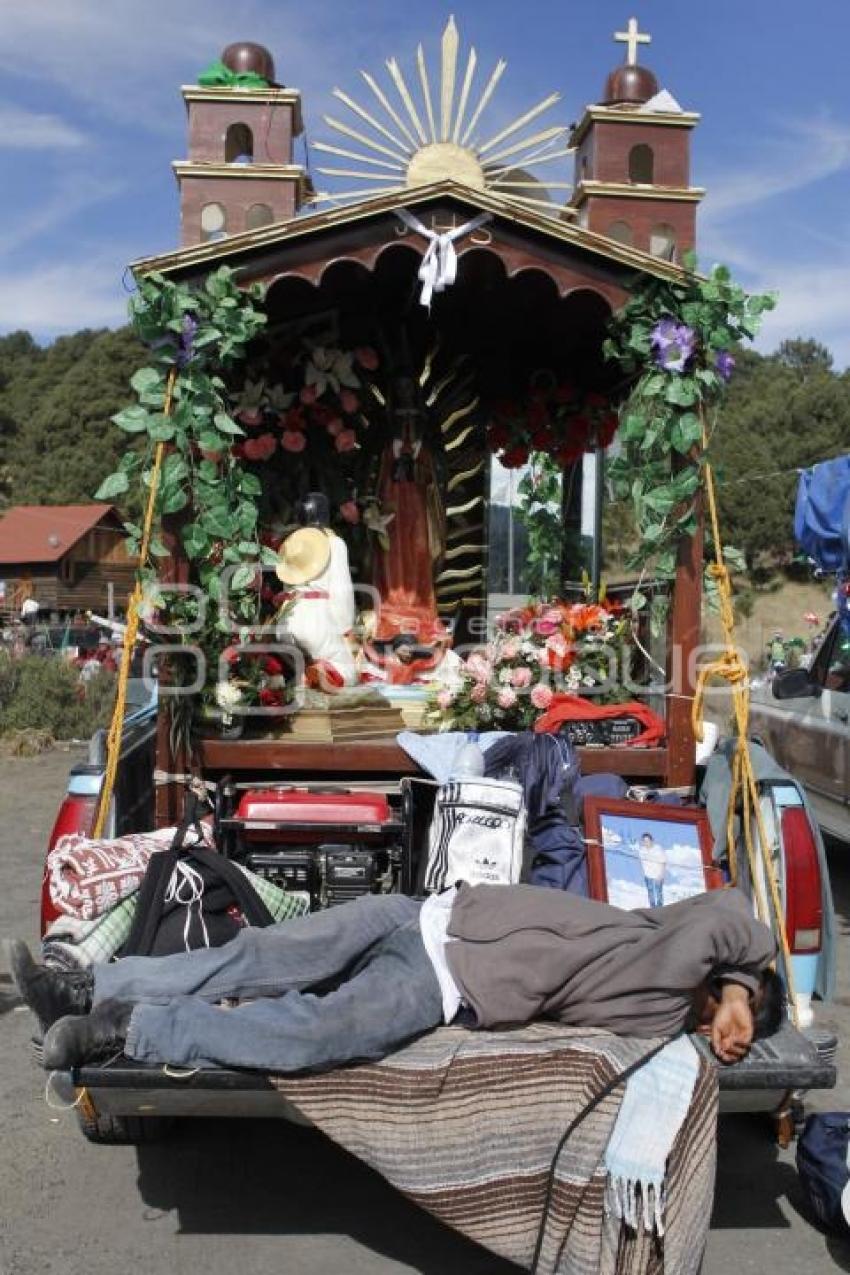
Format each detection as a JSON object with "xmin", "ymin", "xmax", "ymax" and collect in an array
[{"xmin": 121, "ymin": 802, "xmax": 274, "ymax": 957}]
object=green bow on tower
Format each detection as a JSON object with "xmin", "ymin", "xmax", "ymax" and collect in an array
[{"xmin": 197, "ymin": 60, "xmax": 270, "ymax": 89}]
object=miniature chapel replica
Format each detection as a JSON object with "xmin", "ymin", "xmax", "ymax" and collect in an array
[{"xmin": 134, "ymin": 22, "xmax": 710, "ymax": 823}]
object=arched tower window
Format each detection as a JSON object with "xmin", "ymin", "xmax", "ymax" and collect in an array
[
  {"xmin": 246, "ymin": 203, "xmax": 275, "ymax": 230},
  {"xmin": 628, "ymin": 144, "xmax": 654, "ymax": 184},
  {"xmin": 200, "ymin": 202, "xmax": 227, "ymax": 242},
  {"xmin": 225, "ymin": 122, "xmax": 254, "ymax": 163},
  {"xmin": 650, "ymin": 223, "xmax": 677, "ymax": 260},
  {"xmin": 607, "ymin": 220, "xmax": 633, "ymax": 246}
]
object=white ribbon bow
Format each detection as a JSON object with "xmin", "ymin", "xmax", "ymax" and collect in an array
[
  {"xmin": 165, "ymin": 861, "xmax": 210, "ymax": 952},
  {"xmin": 395, "ymin": 209, "xmax": 492, "ymax": 308}
]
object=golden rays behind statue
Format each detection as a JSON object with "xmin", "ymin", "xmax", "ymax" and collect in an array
[{"xmin": 312, "ymin": 15, "xmax": 574, "ymax": 217}]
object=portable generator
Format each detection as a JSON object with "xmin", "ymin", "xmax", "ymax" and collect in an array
[{"xmin": 216, "ymin": 784, "xmax": 416, "ymax": 911}]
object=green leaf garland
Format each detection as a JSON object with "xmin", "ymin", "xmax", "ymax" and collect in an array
[
  {"xmin": 97, "ymin": 265, "xmax": 268, "ymax": 637},
  {"xmin": 605, "ymin": 261, "xmax": 775, "ymax": 611}
]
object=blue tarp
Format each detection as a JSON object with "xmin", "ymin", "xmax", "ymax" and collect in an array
[{"xmin": 794, "ymin": 455, "xmax": 850, "ymax": 573}]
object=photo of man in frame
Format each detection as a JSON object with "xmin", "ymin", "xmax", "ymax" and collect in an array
[
  {"xmin": 636, "ymin": 830, "xmax": 668, "ymax": 907},
  {"xmin": 596, "ymin": 812, "xmax": 708, "ymax": 911}
]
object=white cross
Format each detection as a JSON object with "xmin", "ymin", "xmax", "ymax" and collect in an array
[{"xmin": 615, "ymin": 17, "xmax": 651, "ymax": 66}]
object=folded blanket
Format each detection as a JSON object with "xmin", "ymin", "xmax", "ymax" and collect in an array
[
  {"xmin": 43, "ymin": 895, "xmax": 138, "ymax": 970},
  {"xmin": 396, "ymin": 730, "xmax": 510, "ymax": 783},
  {"xmin": 47, "ymin": 824, "xmax": 214, "ymax": 921}
]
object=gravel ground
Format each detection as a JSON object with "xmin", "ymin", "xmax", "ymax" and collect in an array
[{"xmin": 1, "ymin": 748, "xmax": 850, "ymax": 1274}]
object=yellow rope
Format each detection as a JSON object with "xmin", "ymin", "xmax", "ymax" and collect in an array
[
  {"xmin": 691, "ymin": 409, "xmax": 799, "ymax": 1023},
  {"xmin": 92, "ymin": 369, "xmax": 176, "ymax": 838}
]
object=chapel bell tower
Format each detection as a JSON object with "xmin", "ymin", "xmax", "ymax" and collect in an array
[
  {"xmin": 173, "ymin": 41, "xmax": 310, "ymax": 247},
  {"xmin": 569, "ymin": 18, "xmax": 704, "ymax": 260}
]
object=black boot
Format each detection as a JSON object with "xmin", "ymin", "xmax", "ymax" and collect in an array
[
  {"xmin": 7, "ymin": 940, "xmax": 93, "ymax": 1035},
  {"xmin": 42, "ymin": 999, "xmax": 132, "ymax": 1070}
]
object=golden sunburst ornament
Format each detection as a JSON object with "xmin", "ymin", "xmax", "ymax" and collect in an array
[{"xmin": 311, "ymin": 15, "xmax": 575, "ymax": 217}]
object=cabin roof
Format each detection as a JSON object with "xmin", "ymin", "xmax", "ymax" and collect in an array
[{"xmin": 0, "ymin": 504, "xmax": 120, "ymax": 565}]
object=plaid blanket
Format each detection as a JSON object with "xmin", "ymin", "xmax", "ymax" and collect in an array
[
  {"xmin": 271, "ymin": 1023, "xmax": 717, "ymax": 1275},
  {"xmin": 46, "ymin": 824, "xmax": 215, "ymax": 921},
  {"xmin": 42, "ymin": 868, "xmax": 309, "ymax": 970}
]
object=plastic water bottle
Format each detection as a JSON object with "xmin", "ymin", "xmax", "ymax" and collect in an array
[{"xmin": 451, "ymin": 739, "xmax": 485, "ymax": 779}]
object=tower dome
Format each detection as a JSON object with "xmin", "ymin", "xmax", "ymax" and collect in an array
[
  {"xmin": 221, "ymin": 41, "xmax": 276, "ymax": 84},
  {"xmin": 603, "ymin": 63, "xmax": 659, "ymax": 106}
]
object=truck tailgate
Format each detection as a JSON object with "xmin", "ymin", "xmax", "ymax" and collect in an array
[
  {"xmin": 690, "ymin": 1020, "xmax": 835, "ymax": 1090},
  {"xmin": 71, "ymin": 1022, "xmax": 835, "ymax": 1121}
]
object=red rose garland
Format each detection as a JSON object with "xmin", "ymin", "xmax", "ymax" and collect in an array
[{"xmin": 487, "ymin": 382, "xmax": 618, "ymax": 469}]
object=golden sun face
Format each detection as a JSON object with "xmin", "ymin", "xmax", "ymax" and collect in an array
[
  {"xmin": 311, "ymin": 16, "xmax": 574, "ymax": 217},
  {"xmin": 406, "ymin": 141, "xmax": 485, "ymax": 189}
]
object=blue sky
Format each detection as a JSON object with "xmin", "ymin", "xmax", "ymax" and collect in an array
[{"xmin": 1, "ymin": 0, "xmax": 849, "ymax": 363}]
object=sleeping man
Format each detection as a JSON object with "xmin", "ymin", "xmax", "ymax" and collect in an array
[{"xmin": 10, "ymin": 883, "xmax": 782, "ymax": 1074}]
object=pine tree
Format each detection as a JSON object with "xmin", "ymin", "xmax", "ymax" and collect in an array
[
  {"xmin": 711, "ymin": 342, "xmax": 850, "ymax": 573},
  {"xmin": 1, "ymin": 327, "xmax": 146, "ymax": 510}
]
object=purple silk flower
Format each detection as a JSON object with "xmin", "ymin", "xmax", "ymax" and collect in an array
[
  {"xmin": 176, "ymin": 313, "xmax": 198, "ymax": 369},
  {"xmin": 650, "ymin": 318, "xmax": 696, "ymax": 373},
  {"xmin": 715, "ymin": 350, "xmax": 736, "ymax": 382}
]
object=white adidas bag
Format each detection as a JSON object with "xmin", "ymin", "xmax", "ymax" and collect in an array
[{"xmin": 424, "ymin": 777, "xmax": 526, "ymax": 892}]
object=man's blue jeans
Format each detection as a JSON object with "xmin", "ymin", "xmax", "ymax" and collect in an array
[
  {"xmin": 94, "ymin": 893, "xmax": 443, "ymax": 1073},
  {"xmin": 644, "ymin": 878, "xmax": 664, "ymax": 908}
]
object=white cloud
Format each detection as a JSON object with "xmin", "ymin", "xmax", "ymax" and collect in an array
[
  {"xmin": 699, "ymin": 229, "xmax": 850, "ymax": 368},
  {"xmin": 0, "ymin": 1, "xmax": 212, "ymax": 131},
  {"xmin": 701, "ymin": 115, "xmax": 850, "ymax": 223},
  {"xmin": 0, "ymin": 0, "xmax": 356, "ymax": 134},
  {"xmin": 751, "ymin": 260, "xmax": 850, "ymax": 366},
  {"xmin": 695, "ymin": 114, "xmax": 850, "ymax": 368},
  {"xmin": 0, "ymin": 255, "xmax": 129, "ymax": 335},
  {"xmin": 0, "ymin": 176, "xmax": 126, "ymax": 257},
  {"xmin": 0, "ymin": 103, "xmax": 87, "ymax": 148},
  {"xmin": 697, "ymin": 200, "xmax": 850, "ymax": 368}
]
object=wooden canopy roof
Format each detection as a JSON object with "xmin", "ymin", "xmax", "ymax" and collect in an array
[{"xmin": 131, "ymin": 179, "xmax": 688, "ymax": 308}]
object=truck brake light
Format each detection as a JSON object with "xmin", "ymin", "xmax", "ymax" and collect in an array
[
  {"xmin": 781, "ymin": 806, "xmax": 823, "ymax": 954},
  {"xmin": 41, "ymin": 790, "xmax": 99, "ymax": 936}
]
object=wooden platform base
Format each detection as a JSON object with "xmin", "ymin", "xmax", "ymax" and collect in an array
[{"xmin": 155, "ymin": 735, "xmax": 668, "ymax": 826}]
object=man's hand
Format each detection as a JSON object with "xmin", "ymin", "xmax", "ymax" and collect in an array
[{"xmin": 708, "ymin": 983, "xmax": 754, "ymax": 1064}]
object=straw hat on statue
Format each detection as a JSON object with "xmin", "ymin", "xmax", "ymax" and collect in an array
[{"xmin": 275, "ymin": 528, "xmax": 331, "ymax": 586}]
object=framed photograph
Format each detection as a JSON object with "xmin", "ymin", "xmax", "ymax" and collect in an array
[{"xmin": 583, "ymin": 798, "xmax": 722, "ymax": 910}]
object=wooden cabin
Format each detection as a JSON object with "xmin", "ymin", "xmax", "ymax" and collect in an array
[{"xmin": 0, "ymin": 504, "xmax": 137, "ymax": 619}]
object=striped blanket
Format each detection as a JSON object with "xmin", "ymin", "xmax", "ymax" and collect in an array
[{"xmin": 271, "ymin": 1023, "xmax": 717, "ymax": 1275}]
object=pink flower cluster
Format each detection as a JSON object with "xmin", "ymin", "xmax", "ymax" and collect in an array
[
  {"xmin": 530, "ymin": 684, "xmax": 554, "ymax": 710},
  {"xmin": 429, "ymin": 596, "xmax": 627, "ymax": 731},
  {"xmin": 431, "ymin": 634, "xmax": 558, "ymax": 729}
]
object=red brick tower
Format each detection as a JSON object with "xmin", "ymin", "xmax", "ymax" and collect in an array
[
  {"xmin": 569, "ymin": 19, "xmax": 704, "ymax": 260},
  {"xmin": 173, "ymin": 41, "xmax": 310, "ymax": 246}
]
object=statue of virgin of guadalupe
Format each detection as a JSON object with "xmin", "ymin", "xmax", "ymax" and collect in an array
[{"xmin": 365, "ymin": 372, "xmax": 450, "ymax": 683}]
